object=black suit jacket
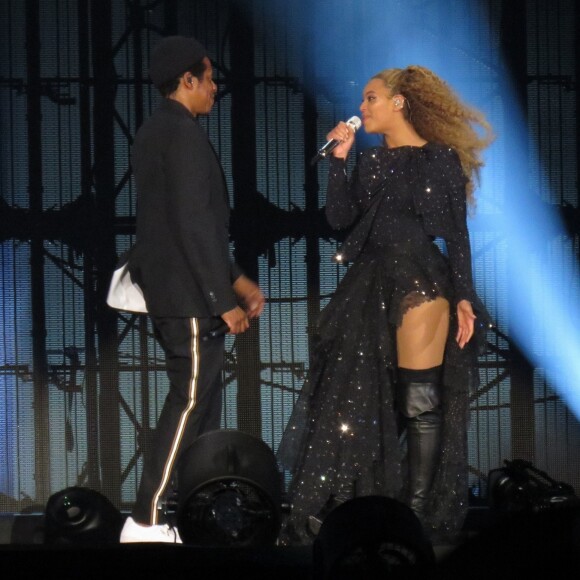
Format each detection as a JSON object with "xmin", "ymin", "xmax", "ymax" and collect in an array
[{"xmin": 128, "ymin": 98, "xmax": 242, "ymax": 317}]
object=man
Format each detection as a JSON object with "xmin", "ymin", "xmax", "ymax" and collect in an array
[{"xmin": 119, "ymin": 35, "xmax": 265, "ymax": 543}]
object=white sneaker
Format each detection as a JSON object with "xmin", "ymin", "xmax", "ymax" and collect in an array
[{"xmin": 120, "ymin": 516, "xmax": 182, "ymax": 544}]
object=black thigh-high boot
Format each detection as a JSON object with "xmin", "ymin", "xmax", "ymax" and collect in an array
[{"xmin": 397, "ymin": 366, "xmax": 443, "ymax": 522}]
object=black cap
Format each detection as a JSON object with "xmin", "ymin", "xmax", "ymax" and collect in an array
[{"xmin": 149, "ymin": 35, "xmax": 207, "ymax": 89}]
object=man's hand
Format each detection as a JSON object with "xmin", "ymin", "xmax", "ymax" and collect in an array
[
  {"xmin": 221, "ymin": 306, "xmax": 249, "ymax": 334},
  {"xmin": 233, "ymin": 275, "xmax": 266, "ymax": 319}
]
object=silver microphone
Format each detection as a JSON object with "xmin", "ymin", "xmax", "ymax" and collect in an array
[{"xmin": 311, "ymin": 116, "xmax": 362, "ymax": 165}]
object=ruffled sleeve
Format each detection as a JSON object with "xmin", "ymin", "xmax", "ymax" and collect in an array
[{"xmin": 413, "ymin": 145, "xmax": 476, "ymax": 305}]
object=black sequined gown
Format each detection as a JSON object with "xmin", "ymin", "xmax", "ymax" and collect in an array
[{"xmin": 276, "ymin": 143, "xmax": 491, "ymax": 545}]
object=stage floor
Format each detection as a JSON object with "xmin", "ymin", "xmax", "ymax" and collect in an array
[
  {"xmin": 1, "ymin": 506, "xmax": 578, "ymax": 579},
  {"xmin": 0, "ymin": 505, "xmax": 492, "ymax": 547}
]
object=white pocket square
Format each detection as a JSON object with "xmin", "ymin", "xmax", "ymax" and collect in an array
[{"xmin": 106, "ymin": 261, "xmax": 148, "ymax": 313}]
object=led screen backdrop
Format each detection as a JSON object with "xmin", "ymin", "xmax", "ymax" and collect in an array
[{"xmin": 0, "ymin": 0, "xmax": 578, "ymax": 518}]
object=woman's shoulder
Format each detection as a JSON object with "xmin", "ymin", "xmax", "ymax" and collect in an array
[
  {"xmin": 422, "ymin": 142, "xmax": 463, "ymax": 167},
  {"xmin": 423, "ymin": 141, "xmax": 458, "ymax": 156},
  {"xmin": 422, "ymin": 142, "xmax": 464, "ymax": 176},
  {"xmin": 425, "ymin": 142, "xmax": 467, "ymax": 186}
]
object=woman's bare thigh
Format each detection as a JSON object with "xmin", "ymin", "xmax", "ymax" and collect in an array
[{"xmin": 396, "ymin": 296, "xmax": 450, "ymax": 370}]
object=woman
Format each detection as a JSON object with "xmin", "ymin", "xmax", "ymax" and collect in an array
[{"xmin": 277, "ymin": 65, "xmax": 494, "ymax": 545}]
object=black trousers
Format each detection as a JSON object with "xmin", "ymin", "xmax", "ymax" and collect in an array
[{"xmin": 132, "ymin": 316, "xmax": 225, "ymax": 525}]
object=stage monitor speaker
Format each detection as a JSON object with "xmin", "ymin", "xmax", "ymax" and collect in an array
[
  {"xmin": 43, "ymin": 486, "xmax": 123, "ymax": 546},
  {"xmin": 176, "ymin": 429, "xmax": 283, "ymax": 547},
  {"xmin": 313, "ymin": 495, "xmax": 435, "ymax": 580}
]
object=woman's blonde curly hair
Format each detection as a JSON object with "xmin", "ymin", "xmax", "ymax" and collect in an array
[{"xmin": 372, "ymin": 65, "xmax": 494, "ymax": 209}]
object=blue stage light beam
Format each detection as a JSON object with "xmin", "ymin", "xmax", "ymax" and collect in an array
[{"xmin": 487, "ymin": 170, "xmax": 580, "ymax": 420}]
